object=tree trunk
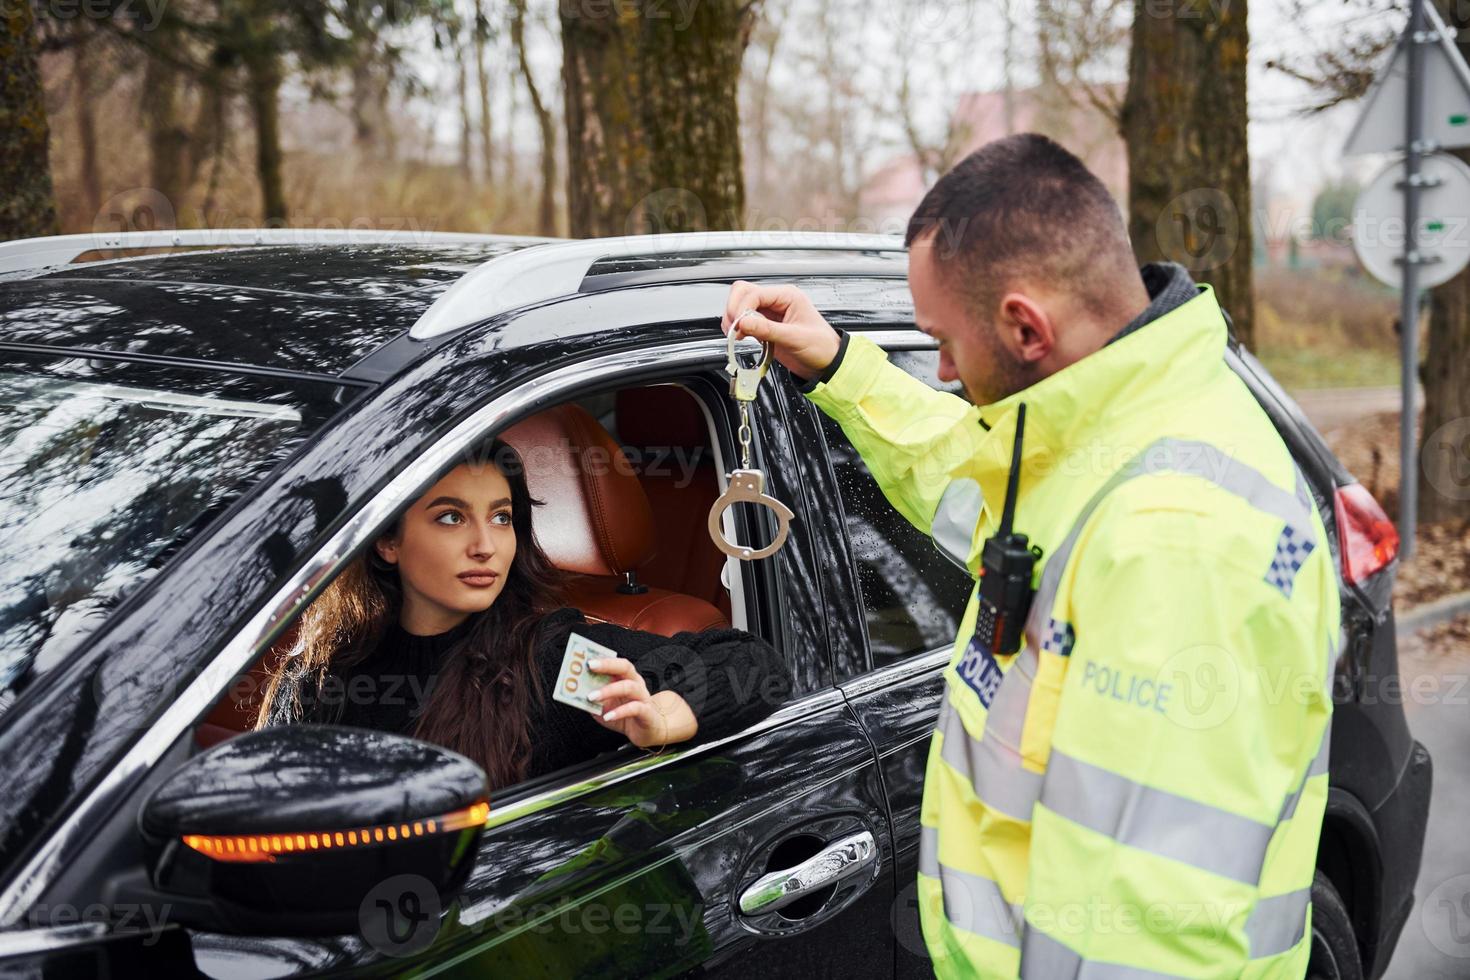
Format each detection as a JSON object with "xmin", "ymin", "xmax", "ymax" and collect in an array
[
  {"xmin": 474, "ymin": 0, "xmax": 494, "ymax": 185},
  {"xmin": 504, "ymin": 69, "xmax": 519, "ymax": 194},
  {"xmin": 458, "ymin": 39, "xmax": 474, "ymax": 181},
  {"xmin": 817, "ymin": 0, "xmax": 846, "ymax": 209},
  {"xmin": 1121, "ymin": 0, "xmax": 1254, "ymax": 349},
  {"xmin": 513, "ymin": 0, "xmax": 557, "ymax": 236},
  {"xmin": 73, "ymin": 33, "xmax": 102, "ymax": 215},
  {"xmin": 1421, "ymin": 2, "xmax": 1470, "ymax": 523},
  {"xmin": 1423, "ymin": 260, "xmax": 1470, "ymax": 522},
  {"xmin": 199, "ymin": 87, "xmax": 230, "ymax": 225},
  {"xmin": 560, "ymin": 0, "xmax": 749, "ymax": 237},
  {"xmin": 748, "ymin": 13, "xmax": 782, "ymax": 201},
  {"xmin": 243, "ymin": 48, "xmax": 287, "ymax": 224},
  {"xmin": 350, "ymin": 58, "xmax": 377, "ymax": 155},
  {"xmin": 560, "ymin": 0, "xmax": 644, "ymax": 237},
  {"xmin": 0, "ymin": 0, "xmax": 59, "ymax": 240},
  {"xmin": 378, "ymin": 64, "xmax": 398, "ymax": 162},
  {"xmin": 637, "ymin": 0, "xmax": 748, "ymax": 233},
  {"xmin": 1002, "ymin": 0, "xmax": 1016, "ymax": 134},
  {"xmin": 185, "ymin": 60, "xmax": 227, "ymax": 189},
  {"xmin": 142, "ymin": 54, "xmax": 190, "ymax": 221}
]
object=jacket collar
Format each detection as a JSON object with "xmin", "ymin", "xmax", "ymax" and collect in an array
[
  {"xmin": 1106, "ymin": 262, "xmax": 1199, "ymax": 347},
  {"xmin": 967, "ymin": 283, "xmax": 1229, "ymax": 513}
]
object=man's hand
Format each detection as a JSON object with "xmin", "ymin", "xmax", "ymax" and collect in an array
[{"xmin": 721, "ymin": 281, "xmax": 841, "ymax": 382}]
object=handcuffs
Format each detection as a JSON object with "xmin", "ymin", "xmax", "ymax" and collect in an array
[{"xmin": 707, "ymin": 312, "xmax": 796, "ymax": 561}]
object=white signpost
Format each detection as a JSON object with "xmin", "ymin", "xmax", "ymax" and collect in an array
[
  {"xmin": 1346, "ymin": 0, "xmax": 1470, "ymax": 556},
  {"xmin": 1352, "ymin": 153, "xmax": 1470, "ymax": 289},
  {"xmin": 1343, "ymin": 2, "xmax": 1470, "ymax": 157}
]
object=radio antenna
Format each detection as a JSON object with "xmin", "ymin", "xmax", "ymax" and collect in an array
[{"xmin": 997, "ymin": 403, "xmax": 1026, "ymax": 537}]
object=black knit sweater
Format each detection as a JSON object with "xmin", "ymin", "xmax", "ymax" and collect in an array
[{"xmin": 265, "ymin": 607, "xmax": 790, "ymax": 781}]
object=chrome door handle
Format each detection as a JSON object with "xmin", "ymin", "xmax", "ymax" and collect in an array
[{"xmin": 738, "ymin": 831, "xmax": 878, "ymax": 915}]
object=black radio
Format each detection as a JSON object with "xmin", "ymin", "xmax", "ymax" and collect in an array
[{"xmin": 973, "ymin": 402, "xmax": 1043, "ymax": 657}]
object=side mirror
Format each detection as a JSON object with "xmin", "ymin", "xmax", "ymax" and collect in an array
[{"xmin": 138, "ymin": 725, "xmax": 488, "ymax": 937}]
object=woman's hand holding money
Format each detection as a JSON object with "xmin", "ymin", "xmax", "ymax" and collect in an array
[{"xmin": 588, "ymin": 657, "xmax": 697, "ymax": 749}]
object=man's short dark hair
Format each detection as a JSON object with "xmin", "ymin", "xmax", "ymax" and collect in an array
[{"xmin": 905, "ymin": 133, "xmax": 1138, "ymax": 320}]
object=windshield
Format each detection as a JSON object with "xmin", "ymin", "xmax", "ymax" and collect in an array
[{"xmin": 0, "ymin": 370, "xmax": 316, "ymax": 713}]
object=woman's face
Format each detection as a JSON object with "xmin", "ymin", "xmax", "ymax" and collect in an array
[{"xmin": 375, "ymin": 462, "xmax": 519, "ymax": 634}]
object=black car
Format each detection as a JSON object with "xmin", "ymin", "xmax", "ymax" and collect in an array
[{"xmin": 0, "ymin": 230, "xmax": 1431, "ymax": 978}]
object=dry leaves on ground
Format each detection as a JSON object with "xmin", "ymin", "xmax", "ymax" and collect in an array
[
  {"xmin": 1393, "ymin": 523, "xmax": 1470, "ymax": 609},
  {"xmin": 1411, "ymin": 614, "xmax": 1470, "ymax": 660},
  {"xmin": 1320, "ymin": 409, "xmax": 1470, "ymax": 610}
]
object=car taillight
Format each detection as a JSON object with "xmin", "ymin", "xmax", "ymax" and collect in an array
[{"xmin": 1334, "ymin": 483, "xmax": 1400, "ymax": 585}]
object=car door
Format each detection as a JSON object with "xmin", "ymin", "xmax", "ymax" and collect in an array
[
  {"xmin": 276, "ymin": 347, "xmax": 901, "ymax": 978},
  {"xmin": 780, "ymin": 327, "xmax": 976, "ymax": 979},
  {"xmin": 0, "ymin": 332, "xmax": 899, "ymax": 980},
  {"xmin": 0, "ymin": 333, "xmax": 899, "ymax": 978}
]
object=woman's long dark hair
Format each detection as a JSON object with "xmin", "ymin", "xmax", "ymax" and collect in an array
[{"xmin": 256, "ymin": 437, "xmax": 565, "ymax": 789}]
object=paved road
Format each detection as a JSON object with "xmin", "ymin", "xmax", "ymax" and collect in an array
[
  {"xmin": 1285, "ymin": 386, "xmax": 1469, "ymax": 975},
  {"xmin": 1381, "ymin": 627, "xmax": 1470, "ymax": 978},
  {"xmin": 1292, "ymin": 386, "xmax": 1421, "ymax": 434}
]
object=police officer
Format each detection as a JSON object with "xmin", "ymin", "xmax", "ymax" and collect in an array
[{"xmin": 720, "ymin": 134, "xmax": 1339, "ymax": 978}]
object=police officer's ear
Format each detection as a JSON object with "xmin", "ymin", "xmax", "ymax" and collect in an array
[{"xmin": 996, "ymin": 291, "xmax": 1056, "ymax": 367}]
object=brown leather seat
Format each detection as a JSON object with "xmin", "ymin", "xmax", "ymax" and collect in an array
[
  {"xmin": 502, "ymin": 403, "xmax": 728, "ymax": 636},
  {"xmin": 196, "ymin": 622, "xmax": 299, "ymax": 749},
  {"xmin": 615, "ymin": 386, "xmax": 730, "ymax": 621}
]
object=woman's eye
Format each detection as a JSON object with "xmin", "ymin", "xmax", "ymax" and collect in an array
[
  {"xmin": 435, "ymin": 511, "xmax": 463, "ymax": 526},
  {"xmin": 491, "ymin": 511, "xmax": 513, "ymax": 526}
]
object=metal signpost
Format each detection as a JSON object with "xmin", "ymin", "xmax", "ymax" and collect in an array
[
  {"xmin": 1346, "ymin": 0, "xmax": 1470, "ymax": 557},
  {"xmin": 1401, "ymin": 0, "xmax": 1426, "ymax": 556}
]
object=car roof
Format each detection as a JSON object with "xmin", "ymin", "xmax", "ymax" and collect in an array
[
  {"xmin": 0, "ymin": 233, "xmax": 911, "ymax": 384},
  {"xmin": 0, "ymin": 242, "xmax": 539, "ymax": 379}
]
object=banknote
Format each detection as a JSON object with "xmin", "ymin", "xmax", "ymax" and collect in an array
[{"xmin": 552, "ymin": 632, "xmax": 617, "ymax": 716}]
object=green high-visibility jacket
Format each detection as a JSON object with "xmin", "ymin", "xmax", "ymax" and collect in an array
[{"xmin": 804, "ymin": 286, "xmax": 1339, "ymax": 979}]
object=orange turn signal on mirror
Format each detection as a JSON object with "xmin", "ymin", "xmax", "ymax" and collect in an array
[{"xmin": 181, "ymin": 800, "xmax": 491, "ymax": 864}]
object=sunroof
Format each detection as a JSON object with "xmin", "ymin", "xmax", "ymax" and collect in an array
[
  {"xmin": 0, "ymin": 279, "xmax": 428, "ymax": 375},
  {"xmin": 29, "ymin": 243, "xmax": 536, "ymax": 298},
  {"xmin": 0, "ymin": 243, "xmax": 552, "ymax": 375}
]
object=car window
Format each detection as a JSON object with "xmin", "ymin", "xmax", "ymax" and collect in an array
[
  {"xmin": 201, "ymin": 372, "xmax": 806, "ymax": 765},
  {"xmin": 817, "ymin": 347, "xmax": 974, "ymax": 667},
  {"xmin": 0, "ymin": 364, "xmax": 339, "ymax": 716}
]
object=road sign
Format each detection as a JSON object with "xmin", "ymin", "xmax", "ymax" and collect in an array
[
  {"xmin": 1343, "ymin": 2, "xmax": 1470, "ymax": 156},
  {"xmin": 1353, "ymin": 151, "xmax": 1470, "ymax": 289}
]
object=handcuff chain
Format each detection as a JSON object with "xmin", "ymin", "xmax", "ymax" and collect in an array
[{"xmin": 737, "ymin": 402, "xmax": 753, "ymax": 469}]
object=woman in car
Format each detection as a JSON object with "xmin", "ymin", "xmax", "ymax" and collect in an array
[{"xmin": 257, "ymin": 436, "xmax": 788, "ymax": 791}]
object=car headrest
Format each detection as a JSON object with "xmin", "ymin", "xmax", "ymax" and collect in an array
[
  {"xmin": 615, "ymin": 385, "xmax": 709, "ymax": 452},
  {"xmin": 501, "ymin": 403, "xmax": 655, "ymax": 577}
]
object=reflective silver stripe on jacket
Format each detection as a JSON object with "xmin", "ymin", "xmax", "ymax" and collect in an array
[
  {"xmin": 919, "ymin": 825, "xmax": 1023, "ymax": 948},
  {"xmin": 1020, "ymin": 928, "xmax": 1187, "ymax": 979},
  {"xmin": 1327, "ymin": 630, "xmax": 1343, "ymax": 697},
  {"xmin": 935, "ymin": 496, "xmax": 1057, "ymax": 816},
  {"xmin": 938, "ymin": 694, "xmax": 1042, "ymax": 822},
  {"xmin": 1017, "ymin": 895, "xmax": 1309, "ymax": 977},
  {"xmin": 1279, "ymin": 733, "xmax": 1331, "ymax": 824},
  {"xmin": 1245, "ymin": 886, "xmax": 1311, "ymax": 959},
  {"xmin": 935, "ymin": 618, "xmax": 1048, "ymax": 822},
  {"xmin": 1243, "ymin": 734, "xmax": 1325, "ymax": 959},
  {"xmin": 1034, "ymin": 439, "xmax": 1318, "ymax": 612},
  {"xmin": 1041, "ymin": 750, "xmax": 1276, "ymax": 885},
  {"xmin": 932, "ymin": 476, "xmax": 984, "ymax": 571}
]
